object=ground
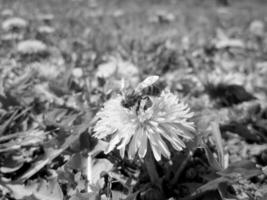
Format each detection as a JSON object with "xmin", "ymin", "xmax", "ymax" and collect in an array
[{"xmin": 0, "ymin": 0, "xmax": 267, "ymax": 200}]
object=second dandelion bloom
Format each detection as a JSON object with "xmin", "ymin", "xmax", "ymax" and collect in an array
[{"xmin": 94, "ymin": 90, "xmax": 195, "ymax": 161}]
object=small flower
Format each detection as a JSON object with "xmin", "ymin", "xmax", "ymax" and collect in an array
[
  {"xmin": 37, "ymin": 25, "xmax": 55, "ymax": 35},
  {"xmin": 1, "ymin": 9, "xmax": 14, "ymax": 18},
  {"xmin": 249, "ymin": 20, "xmax": 265, "ymax": 37},
  {"xmin": 29, "ymin": 61, "xmax": 63, "ymax": 80},
  {"xmin": 17, "ymin": 40, "xmax": 48, "ymax": 55},
  {"xmin": 94, "ymin": 90, "xmax": 195, "ymax": 161},
  {"xmin": 96, "ymin": 58, "xmax": 117, "ymax": 78},
  {"xmin": 96, "ymin": 56, "xmax": 140, "ymax": 90},
  {"xmin": 2, "ymin": 17, "xmax": 28, "ymax": 31},
  {"xmin": 96, "ymin": 56, "xmax": 139, "ymax": 79},
  {"xmin": 72, "ymin": 68, "xmax": 83, "ymax": 78}
]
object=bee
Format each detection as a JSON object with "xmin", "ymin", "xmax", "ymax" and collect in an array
[{"xmin": 121, "ymin": 76, "xmax": 165, "ymax": 112}]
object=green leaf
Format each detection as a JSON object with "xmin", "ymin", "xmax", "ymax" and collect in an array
[
  {"xmin": 211, "ymin": 122, "xmax": 226, "ymax": 169},
  {"xmin": 217, "ymin": 160, "xmax": 262, "ymax": 178},
  {"xmin": 203, "ymin": 144, "xmax": 222, "ymax": 171},
  {"xmin": 2, "ymin": 177, "xmax": 63, "ymax": 200},
  {"xmin": 190, "ymin": 177, "xmax": 230, "ymax": 196},
  {"xmin": 16, "ymin": 112, "xmax": 92, "ymax": 181}
]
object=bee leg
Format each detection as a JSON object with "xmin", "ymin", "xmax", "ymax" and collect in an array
[
  {"xmin": 143, "ymin": 96, "xmax": 153, "ymax": 111},
  {"xmin": 135, "ymin": 98, "xmax": 141, "ymax": 114}
]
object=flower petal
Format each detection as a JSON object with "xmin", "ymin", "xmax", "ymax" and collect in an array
[
  {"xmin": 150, "ymin": 134, "xmax": 170, "ymax": 159},
  {"xmin": 138, "ymin": 128, "xmax": 147, "ymax": 158},
  {"xmin": 128, "ymin": 126, "xmax": 141, "ymax": 159},
  {"xmin": 149, "ymin": 142, "xmax": 162, "ymax": 161},
  {"xmin": 159, "ymin": 124, "xmax": 186, "ymax": 150},
  {"xmin": 105, "ymin": 133, "xmax": 121, "ymax": 153}
]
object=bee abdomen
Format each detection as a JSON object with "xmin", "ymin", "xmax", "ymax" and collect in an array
[{"xmin": 141, "ymin": 81, "xmax": 166, "ymax": 96}]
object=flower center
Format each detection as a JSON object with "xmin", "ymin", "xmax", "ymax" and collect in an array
[{"xmin": 137, "ymin": 108, "xmax": 153, "ymax": 123}]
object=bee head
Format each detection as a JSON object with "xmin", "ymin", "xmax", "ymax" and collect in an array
[{"xmin": 121, "ymin": 90, "xmax": 140, "ymax": 109}]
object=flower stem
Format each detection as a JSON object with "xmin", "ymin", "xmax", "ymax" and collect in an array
[
  {"xmin": 87, "ymin": 153, "xmax": 93, "ymax": 192},
  {"xmin": 144, "ymin": 144, "xmax": 161, "ymax": 188},
  {"xmin": 170, "ymin": 150, "xmax": 191, "ymax": 186}
]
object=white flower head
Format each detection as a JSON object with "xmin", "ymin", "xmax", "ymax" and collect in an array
[
  {"xmin": 96, "ymin": 56, "xmax": 139, "ymax": 79},
  {"xmin": 72, "ymin": 68, "xmax": 83, "ymax": 78},
  {"xmin": 1, "ymin": 9, "xmax": 14, "ymax": 18},
  {"xmin": 37, "ymin": 26, "xmax": 55, "ymax": 34},
  {"xmin": 17, "ymin": 40, "xmax": 48, "ymax": 55},
  {"xmin": 249, "ymin": 20, "xmax": 265, "ymax": 37},
  {"xmin": 29, "ymin": 61, "xmax": 63, "ymax": 80},
  {"xmin": 96, "ymin": 58, "xmax": 117, "ymax": 78},
  {"xmin": 2, "ymin": 17, "xmax": 28, "ymax": 31},
  {"xmin": 94, "ymin": 90, "xmax": 195, "ymax": 161}
]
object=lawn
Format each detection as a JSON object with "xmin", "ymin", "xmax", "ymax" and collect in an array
[{"xmin": 0, "ymin": 0, "xmax": 267, "ymax": 199}]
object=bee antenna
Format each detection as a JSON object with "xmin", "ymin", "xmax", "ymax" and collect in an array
[
  {"xmin": 120, "ymin": 78, "xmax": 126, "ymax": 90},
  {"xmin": 120, "ymin": 78, "xmax": 128, "ymax": 95}
]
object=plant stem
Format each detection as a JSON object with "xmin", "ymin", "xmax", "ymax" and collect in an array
[
  {"xmin": 87, "ymin": 153, "xmax": 93, "ymax": 192},
  {"xmin": 144, "ymin": 144, "xmax": 161, "ymax": 187},
  {"xmin": 170, "ymin": 150, "xmax": 191, "ymax": 186}
]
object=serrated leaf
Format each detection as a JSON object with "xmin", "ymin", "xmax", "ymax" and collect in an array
[{"xmin": 16, "ymin": 112, "xmax": 92, "ymax": 181}]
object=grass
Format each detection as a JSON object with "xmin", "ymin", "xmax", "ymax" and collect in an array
[{"xmin": 0, "ymin": 0, "xmax": 267, "ymax": 200}]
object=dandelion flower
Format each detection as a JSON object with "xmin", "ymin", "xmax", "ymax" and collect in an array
[
  {"xmin": 2, "ymin": 17, "xmax": 28, "ymax": 31},
  {"xmin": 1, "ymin": 9, "xmax": 13, "ymax": 18},
  {"xmin": 96, "ymin": 59, "xmax": 117, "ymax": 78},
  {"xmin": 117, "ymin": 60, "xmax": 139, "ymax": 78},
  {"xmin": 17, "ymin": 40, "xmax": 48, "ymax": 55},
  {"xmin": 96, "ymin": 56, "xmax": 139, "ymax": 90},
  {"xmin": 29, "ymin": 61, "xmax": 63, "ymax": 80},
  {"xmin": 94, "ymin": 91, "xmax": 195, "ymax": 161},
  {"xmin": 26, "ymin": 47, "xmax": 65, "ymax": 79},
  {"xmin": 37, "ymin": 25, "xmax": 55, "ymax": 35},
  {"xmin": 96, "ymin": 56, "xmax": 139, "ymax": 79},
  {"xmin": 249, "ymin": 20, "xmax": 264, "ymax": 37},
  {"xmin": 72, "ymin": 68, "xmax": 83, "ymax": 78}
]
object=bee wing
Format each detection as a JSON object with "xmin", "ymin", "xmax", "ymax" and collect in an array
[{"xmin": 135, "ymin": 76, "xmax": 159, "ymax": 93}]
